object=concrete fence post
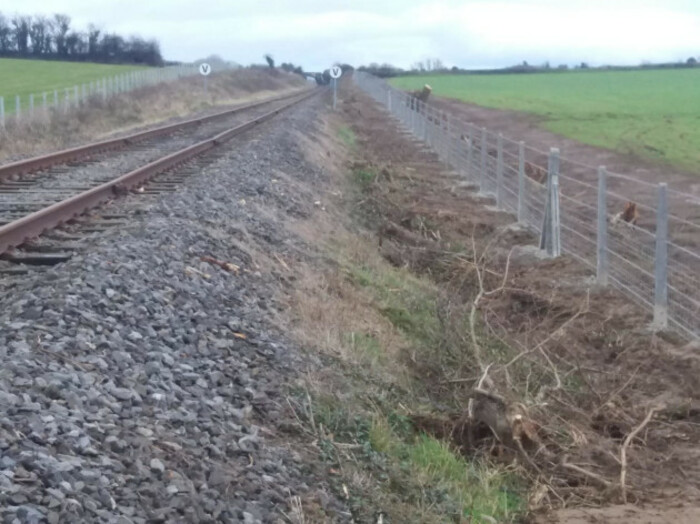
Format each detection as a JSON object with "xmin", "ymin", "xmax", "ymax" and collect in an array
[
  {"xmin": 539, "ymin": 148, "xmax": 561, "ymax": 257},
  {"xmin": 596, "ymin": 167, "xmax": 609, "ymax": 286},
  {"xmin": 64, "ymin": 89, "xmax": 70, "ymax": 112},
  {"xmin": 53, "ymin": 90, "xmax": 58, "ymax": 108},
  {"xmin": 74, "ymin": 85, "xmax": 79, "ymax": 107},
  {"xmin": 517, "ymin": 141, "xmax": 525, "ymax": 222},
  {"xmin": 42, "ymin": 92, "xmax": 48, "ymax": 117},
  {"xmin": 653, "ymin": 182, "xmax": 669, "ymax": 329},
  {"xmin": 29, "ymin": 94, "xmax": 34, "ymax": 119},
  {"xmin": 15, "ymin": 95, "xmax": 21, "ymax": 123},
  {"xmin": 0, "ymin": 97, "xmax": 4, "ymax": 128},
  {"xmin": 496, "ymin": 133, "xmax": 504, "ymax": 208},
  {"xmin": 480, "ymin": 127, "xmax": 487, "ymax": 193}
]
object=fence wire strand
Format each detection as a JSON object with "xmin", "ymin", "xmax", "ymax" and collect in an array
[{"xmin": 355, "ymin": 72, "xmax": 700, "ymax": 340}]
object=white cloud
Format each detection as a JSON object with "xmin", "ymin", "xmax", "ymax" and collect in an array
[{"xmin": 7, "ymin": 0, "xmax": 700, "ymax": 70}]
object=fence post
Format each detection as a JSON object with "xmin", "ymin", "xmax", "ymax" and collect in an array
[
  {"xmin": 466, "ymin": 124, "xmax": 474, "ymax": 182},
  {"xmin": 53, "ymin": 90, "xmax": 58, "ymax": 108},
  {"xmin": 480, "ymin": 127, "xmax": 487, "ymax": 193},
  {"xmin": 445, "ymin": 115, "xmax": 451, "ymax": 165},
  {"xmin": 596, "ymin": 167, "xmax": 609, "ymax": 286},
  {"xmin": 0, "ymin": 97, "xmax": 4, "ymax": 128},
  {"xmin": 74, "ymin": 85, "xmax": 79, "ymax": 107},
  {"xmin": 517, "ymin": 141, "xmax": 525, "ymax": 222},
  {"xmin": 539, "ymin": 148, "xmax": 561, "ymax": 257},
  {"xmin": 15, "ymin": 95, "xmax": 20, "ymax": 123},
  {"xmin": 653, "ymin": 183, "xmax": 668, "ymax": 329},
  {"xmin": 42, "ymin": 92, "xmax": 47, "ymax": 115},
  {"xmin": 496, "ymin": 133, "xmax": 504, "ymax": 208},
  {"xmin": 29, "ymin": 94, "xmax": 34, "ymax": 119}
]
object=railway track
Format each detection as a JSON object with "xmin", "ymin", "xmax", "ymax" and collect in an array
[{"xmin": 0, "ymin": 88, "xmax": 317, "ymax": 266}]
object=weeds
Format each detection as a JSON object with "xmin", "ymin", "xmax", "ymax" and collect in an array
[{"xmin": 337, "ymin": 125, "xmax": 357, "ymax": 148}]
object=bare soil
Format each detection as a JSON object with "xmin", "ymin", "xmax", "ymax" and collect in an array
[{"xmin": 332, "ymin": 84, "xmax": 700, "ymax": 522}]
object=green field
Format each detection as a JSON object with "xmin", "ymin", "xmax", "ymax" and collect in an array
[
  {"xmin": 0, "ymin": 58, "xmax": 147, "ymax": 113},
  {"xmin": 391, "ymin": 69, "xmax": 700, "ymax": 172}
]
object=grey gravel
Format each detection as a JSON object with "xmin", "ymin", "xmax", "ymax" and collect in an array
[{"xmin": 0, "ymin": 95, "xmax": 348, "ymax": 522}]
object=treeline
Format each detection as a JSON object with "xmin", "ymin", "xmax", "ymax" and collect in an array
[
  {"xmin": 358, "ymin": 57, "xmax": 700, "ymax": 78},
  {"xmin": 0, "ymin": 12, "xmax": 163, "ymax": 66}
]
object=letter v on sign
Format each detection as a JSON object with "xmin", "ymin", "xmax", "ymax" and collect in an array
[{"xmin": 199, "ymin": 63, "xmax": 211, "ymax": 76}]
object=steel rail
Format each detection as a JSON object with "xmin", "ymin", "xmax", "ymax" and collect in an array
[
  {"xmin": 0, "ymin": 89, "xmax": 318, "ymax": 254},
  {"xmin": 0, "ymin": 88, "xmax": 312, "ymax": 180}
]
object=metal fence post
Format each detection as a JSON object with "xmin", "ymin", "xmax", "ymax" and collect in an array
[
  {"xmin": 596, "ymin": 167, "xmax": 609, "ymax": 285},
  {"xmin": 517, "ymin": 141, "xmax": 525, "ymax": 222},
  {"xmin": 480, "ymin": 127, "xmax": 487, "ymax": 193},
  {"xmin": 653, "ymin": 183, "xmax": 668, "ymax": 329},
  {"xmin": 539, "ymin": 148, "xmax": 561, "ymax": 257},
  {"xmin": 496, "ymin": 133, "xmax": 504, "ymax": 208},
  {"xmin": 466, "ymin": 124, "xmax": 474, "ymax": 182},
  {"xmin": 445, "ymin": 115, "xmax": 452, "ymax": 165}
]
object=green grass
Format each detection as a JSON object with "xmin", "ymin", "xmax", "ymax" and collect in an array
[
  {"xmin": 391, "ymin": 69, "xmax": 700, "ymax": 172},
  {"xmin": 0, "ymin": 58, "xmax": 147, "ymax": 113},
  {"xmin": 338, "ymin": 124, "xmax": 357, "ymax": 148},
  {"xmin": 349, "ymin": 262, "xmax": 441, "ymax": 350}
]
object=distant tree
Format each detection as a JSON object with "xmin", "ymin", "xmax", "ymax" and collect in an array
[
  {"xmin": 29, "ymin": 16, "xmax": 51, "ymax": 56},
  {"xmin": 52, "ymin": 13, "xmax": 71, "ymax": 56},
  {"xmin": 11, "ymin": 15, "xmax": 31, "ymax": 54},
  {"xmin": 687, "ymin": 57, "xmax": 697, "ymax": 65},
  {"xmin": 87, "ymin": 24, "xmax": 100, "ymax": 58},
  {"xmin": 0, "ymin": 9, "xmax": 162, "ymax": 65},
  {"xmin": 580, "ymin": 61, "xmax": 589, "ymax": 69},
  {"xmin": 0, "ymin": 14, "xmax": 12, "ymax": 53},
  {"xmin": 264, "ymin": 54, "xmax": 274, "ymax": 68},
  {"xmin": 557, "ymin": 64, "xmax": 568, "ymax": 70}
]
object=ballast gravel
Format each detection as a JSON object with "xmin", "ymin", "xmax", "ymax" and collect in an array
[{"xmin": 0, "ymin": 95, "xmax": 347, "ymax": 523}]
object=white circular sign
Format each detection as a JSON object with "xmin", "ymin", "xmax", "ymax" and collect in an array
[
  {"xmin": 329, "ymin": 66, "xmax": 342, "ymax": 79},
  {"xmin": 199, "ymin": 63, "xmax": 212, "ymax": 76}
]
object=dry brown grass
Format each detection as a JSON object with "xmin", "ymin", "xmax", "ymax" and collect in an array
[{"xmin": 0, "ymin": 68, "xmax": 307, "ymax": 162}]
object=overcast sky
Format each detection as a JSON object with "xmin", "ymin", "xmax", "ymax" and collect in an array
[{"xmin": 11, "ymin": 0, "xmax": 700, "ymax": 71}]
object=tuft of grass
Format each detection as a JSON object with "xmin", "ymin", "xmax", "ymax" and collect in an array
[
  {"xmin": 348, "ymin": 263, "xmax": 441, "ymax": 350},
  {"xmin": 338, "ymin": 125, "xmax": 357, "ymax": 148},
  {"xmin": 352, "ymin": 167, "xmax": 376, "ymax": 189},
  {"xmin": 344, "ymin": 331, "xmax": 384, "ymax": 365},
  {"xmin": 406, "ymin": 434, "xmax": 522, "ymax": 522}
]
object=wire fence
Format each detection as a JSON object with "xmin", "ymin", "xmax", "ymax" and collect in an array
[
  {"xmin": 0, "ymin": 64, "xmax": 232, "ymax": 132},
  {"xmin": 354, "ymin": 71, "xmax": 700, "ymax": 341}
]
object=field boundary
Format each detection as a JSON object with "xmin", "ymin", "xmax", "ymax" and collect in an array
[
  {"xmin": 354, "ymin": 72, "xmax": 700, "ymax": 340},
  {"xmin": 0, "ymin": 63, "xmax": 234, "ymax": 131}
]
